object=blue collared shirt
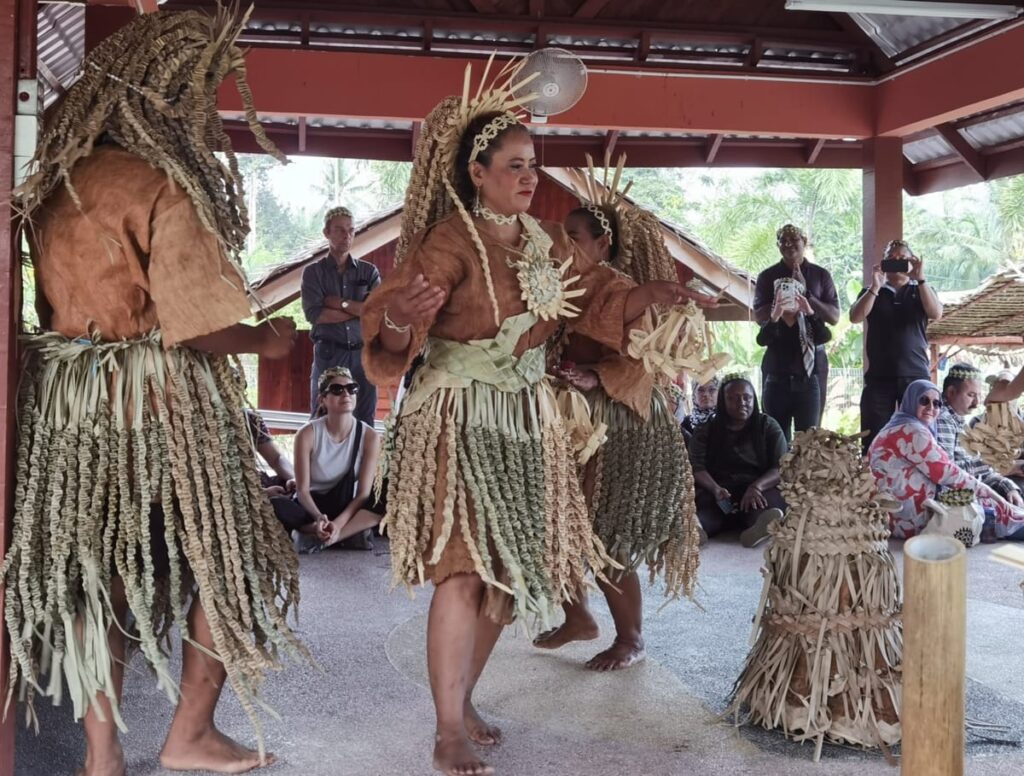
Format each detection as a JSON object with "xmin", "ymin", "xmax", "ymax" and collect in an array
[{"xmin": 300, "ymin": 253, "xmax": 381, "ymax": 347}]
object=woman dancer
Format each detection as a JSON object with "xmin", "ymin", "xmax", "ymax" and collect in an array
[
  {"xmin": 361, "ymin": 64, "xmax": 713, "ymax": 776},
  {"xmin": 533, "ymin": 192, "xmax": 704, "ymax": 670}
]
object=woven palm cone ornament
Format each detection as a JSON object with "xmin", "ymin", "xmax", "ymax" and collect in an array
[
  {"xmin": 1, "ymin": 8, "xmax": 305, "ymax": 756},
  {"xmin": 378, "ymin": 58, "xmax": 619, "ymax": 627},
  {"xmin": 729, "ymin": 428, "xmax": 902, "ymax": 759},
  {"xmin": 562, "ymin": 154, "xmax": 726, "ymax": 600}
]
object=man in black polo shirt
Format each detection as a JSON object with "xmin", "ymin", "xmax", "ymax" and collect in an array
[
  {"xmin": 301, "ymin": 205, "xmax": 382, "ymax": 425},
  {"xmin": 849, "ymin": 239, "xmax": 943, "ymax": 451},
  {"xmin": 753, "ymin": 224, "xmax": 840, "ymax": 441}
]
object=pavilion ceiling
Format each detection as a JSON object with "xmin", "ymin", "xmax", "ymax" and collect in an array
[{"xmin": 34, "ymin": 0, "xmax": 1024, "ymax": 193}]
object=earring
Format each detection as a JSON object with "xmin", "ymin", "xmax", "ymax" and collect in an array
[{"xmin": 472, "ymin": 187, "xmax": 482, "ymax": 216}]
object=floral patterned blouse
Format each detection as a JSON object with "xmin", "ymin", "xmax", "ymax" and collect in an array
[{"xmin": 868, "ymin": 420, "xmax": 1024, "ymax": 539}]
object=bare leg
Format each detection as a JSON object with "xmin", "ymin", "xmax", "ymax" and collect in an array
[
  {"xmin": 463, "ymin": 612, "xmax": 503, "ymax": 746},
  {"xmin": 159, "ymin": 596, "xmax": 274, "ymax": 773},
  {"xmin": 429, "ymin": 573, "xmax": 495, "ymax": 776},
  {"xmin": 77, "ymin": 579, "xmax": 128, "ymax": 776},
  {"xmin": 531, "ymin": 592, "xmax": 599, "ymax": 650},
  {"xmin": 586, "ymin": 572, "xmax": 646, "ymax": 671}
]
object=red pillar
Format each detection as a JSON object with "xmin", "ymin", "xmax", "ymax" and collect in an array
[
  {"xmin": 862, "ymin": 137, "xmax": 904, "ymax": 285},
  {"xmin": 1, "ymin": 2, "xmax": 34, "ymax": 775}
]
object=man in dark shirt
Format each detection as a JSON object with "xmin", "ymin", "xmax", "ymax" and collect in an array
[
  {"xmin": 301, "ymin": 206, "xmax": 382, "ymax": 425},
  {"xmin": 753, "ymin": 224, "xmax": 840, "ymax": 441},
  {"xmin": 849, "ymin": 239, "xmax": 943, "ymax": 451}
]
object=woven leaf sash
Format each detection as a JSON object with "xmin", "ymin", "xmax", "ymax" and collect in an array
[{"xmin": 402, "ymin": 311, "xmax": 543, "ymax": 415}]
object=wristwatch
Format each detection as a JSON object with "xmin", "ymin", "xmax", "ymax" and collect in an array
[{"xmin": 341, "ymin": 300, "xmax": 351, "ymax": 310}]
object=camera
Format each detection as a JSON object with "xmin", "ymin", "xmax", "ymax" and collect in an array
[{"xmin": 880, "ymin": 258, "xmax": 911, "ymax": 274}]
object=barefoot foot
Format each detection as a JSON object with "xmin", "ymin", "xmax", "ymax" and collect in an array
[
  {"xmin": 586, "ymin": 638, "xmax": 646, "ymax": 671},
  {"xmin": 75, "ymin": 749, "xmax": 125, "ymax": 776},
  {"xmin": 464, "ymin": 700, "xmax": 502, "ymax": 746},
  {"xmin": 532, "ymin": 617, "xmax": 599, "ymax": 650},
  {"xmin": 159, "ymin": 726, "xmax": 275, "ymax": 774},
  {"xmin": 433, "ymin": 733, "xmax": 494, "ymax": 776}
]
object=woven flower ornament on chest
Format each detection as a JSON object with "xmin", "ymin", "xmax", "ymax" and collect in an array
[{"xmin": 506, "ymin": 216, "xmax": 586, "ymax": 321}]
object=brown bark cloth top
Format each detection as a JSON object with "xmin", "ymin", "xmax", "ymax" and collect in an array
[{"xmin": 29, "ymin": 145, "xmax": 252, "ymax": 347}]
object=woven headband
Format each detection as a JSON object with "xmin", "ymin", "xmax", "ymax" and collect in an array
[
  {"xmin": 947, "ymin": 366, "xmax": 981, "ymax": 381},
  {"xmin": 583, "ymin": 203, "xmax": 614, "ymax": 245},
  {"xmin": 721, "ymin": 371, "xmax": 750, "ymax": 386},
  {"xmin": 776, "ymin": 224, "xmax": 807, "ymax": 246},
  {"xmin": 469, "ymin": 112, "xmax": 521, "ymax": 163},
  {"xmin": 883, "ymin": 239, "xmax": 911, "ymax": 258}
]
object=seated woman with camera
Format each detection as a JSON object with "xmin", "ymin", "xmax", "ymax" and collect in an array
[{"xmin": 689, "ymin": 374, "xmax": 789, "ymax": 547}]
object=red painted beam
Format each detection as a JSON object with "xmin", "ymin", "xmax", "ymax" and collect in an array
[
  {"xmin": 876, "ymin": 21, "xmax": 1024, "ymax": 137},
  {"xmin": 0, "ymin": 0, "xmax": 29, "ymax": 773},
  {"xmin": 225, "ymin": 124, "xmax": 864, "ymax": 168},
  {"xmin": 935, "ymin": 122, "xmax": 986, "ymax": 180},
  {"xmin": 913, "ymin": 143, "xmax": 1024, "ymax": 194},
  {"xmin": 222, "ymin": 48, "xmax": 875, "ymax": 138}
]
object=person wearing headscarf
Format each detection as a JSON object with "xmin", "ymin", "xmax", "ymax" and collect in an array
[
  {"xmin": 1, "ymin": 9, "xmax": 305, "ymax": 774},
  {"xmin": 689, "ymin": 375, "xmax": 789, "ymax": 547},
  {"xmin": 360, "ymin": 63, "xmax": 715, "ymax": 776},
  {"xmin": 753, "ymin": 224, "xmax": 839, "ymax": 434},
  {"xmin": 531, "ymin": 187, "xmax": 705, "ymax": 672},
  {"xmin": 682, "ymin": 376, "xmax": 720, "ymax": 437},
  {"xmin": 868, "ymin": 379, "xmax": 1024, "ymax": 538}
]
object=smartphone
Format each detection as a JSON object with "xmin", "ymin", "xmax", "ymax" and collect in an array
[
  {"xmin": 880, "ymin": 258, "xmax": 911, "ymax": 274},
  {"xmin": 717, "ymin": 496, "xmax": 735, "ymax": 514}
]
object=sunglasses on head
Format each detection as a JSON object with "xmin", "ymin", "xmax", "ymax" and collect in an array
[
  {"xmin": 324, "ymin": 383, "xmax": 359, "ymax": 396},
  {"xmin": 918, "ymin": 396, "xmax": 941, "ymax": 408}
]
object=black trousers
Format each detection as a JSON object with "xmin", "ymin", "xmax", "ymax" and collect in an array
[
  {"xmin": 271, "ymin": 472, "xmax": 386, "ymax": 532},
  {"xmin": 695, "ymin": 486, "xmax": 787, "ymax": 537},
  {"xmin": 860, "ymin": 377, "xmax": 921, "ymax": 453},
  {"xmin": 762, "ymin": 373, "xmax": 820, "ymax": 443}
]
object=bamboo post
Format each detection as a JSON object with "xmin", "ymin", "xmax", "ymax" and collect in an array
[{"xmin": 901, "ymin": 535, "xmax": 967, "ymax": 776}]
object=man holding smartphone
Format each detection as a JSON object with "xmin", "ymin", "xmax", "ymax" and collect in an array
[{"xmin": 850, "ymin": 239, "xmax": 943, "ymax": 451}]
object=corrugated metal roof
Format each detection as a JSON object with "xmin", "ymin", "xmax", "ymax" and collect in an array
[
  {"xmin": 903, "ymin": 133, "xmax": 954, "ymax": 164},
  {"xmin": 962, "ymin": 110, "xmax": 1024, "ymax": 149},
  {"xmin": 850, "ymin": 12, "xmax": 963, "ymax": 57},
  {"xmin": 37, "ymin": 1, "xmax": 85, "ymax": 107}
]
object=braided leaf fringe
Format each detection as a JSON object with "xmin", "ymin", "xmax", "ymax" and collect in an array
[
  {"xmin": 381, "ymin": 380, "xmax": 614, "ymax": 628},
  {"xmin": 1, "ymin": 333, "xmax": 307, "ymax": 758},
  {"xmin": 589, "ymin": 387, "xmax": 701, "ymax": 600}
]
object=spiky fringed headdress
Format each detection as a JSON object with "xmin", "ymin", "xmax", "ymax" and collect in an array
[
  {"xmin": 571, "ymin": 153, "xmax": 679, "ymax": 286},
  {"xmin": 14, "ymin": 6, "xmax": 284, "ymax": 264},
  {"xmin": 395, "ymin": 57, "xmax": 590, "ymax": 326}
]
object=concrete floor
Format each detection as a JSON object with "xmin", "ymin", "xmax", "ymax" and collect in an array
[{"xmin": 14, "ymin": 536, "xmax": 1024, "ymax": 776}]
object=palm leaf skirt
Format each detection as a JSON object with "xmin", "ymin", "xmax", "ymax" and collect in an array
[
  {"xmin": 0, "ymin": 332, "xmax": 306, "ymax": 756},
  {"xmin": 588, "ymin": 386, "xmax": 701, "ymax": 599},
  {"xmin": 381, "ymin": 378, "xmax": 614, "ymax": 630}
]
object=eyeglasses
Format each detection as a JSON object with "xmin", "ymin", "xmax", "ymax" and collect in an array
[
  {"xmin": 918, "ymin": 396, "xmax": 942, "ymax": 408},
  {"xmin": 324, "ymin": 383, "xmax": 359, "ymax": 396}
]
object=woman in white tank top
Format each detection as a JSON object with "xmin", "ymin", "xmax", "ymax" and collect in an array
[{"xmin": 291, "ymin": 367, "xmax": 383, "ymax": 546}]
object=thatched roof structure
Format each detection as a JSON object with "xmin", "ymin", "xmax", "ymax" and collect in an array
[{"xmin": 928, "ymin": 268, "xmax": 1024, "ymax": 347}]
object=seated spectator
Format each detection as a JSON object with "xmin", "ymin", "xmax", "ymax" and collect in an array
[
  {"xmin": 245, "ymin": 408, "xmax": 296, "ymax": 494},
  {"xmin": 681, "ymin": 376, "xmax": 719, "ymax": 437},
  {"xmin": 689, "ymin": 375, "xmax": 788, "ymax": 547},
  {"xmin": 277, "ymin": 367, "xmax": 384, "ymax": 550},
  {"xmin": 936, "ymin": 363, "xmax": 1023, "ymax": 507},
  {"xmin": 868, "ymin": 379, "xmax": 1024, "ymax": 539}
]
